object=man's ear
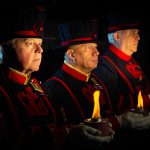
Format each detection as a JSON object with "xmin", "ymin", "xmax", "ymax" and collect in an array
[
  {"xmin": 67, "ymin": 48, "xmax": 75, "ymax": 60},
  {"xmin": 113, "ymin": 32, "xmax": 120, "ymax": 41}
]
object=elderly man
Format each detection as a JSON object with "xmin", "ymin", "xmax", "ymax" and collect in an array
[
  {"xmin": 44, "ymin": 19, "xmax": 116, "ymax": 150},
  {"xmin": 93, "ymin": 12, "xmax": 150, "ymax": 149},
  {"xmin": 0, "ymin": 7, "xmax": 113, "ymax": 150}
]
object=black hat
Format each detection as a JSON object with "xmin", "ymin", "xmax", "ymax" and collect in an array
[
  {"xmin": 0, "ymin": 6, "xmax": 55, "ymax": 42},
  {"xmin": 57, "ymin": 19, "xmax": 99, "ymax": 48},
  {"xmin": 106, "ymin": 12, "xmax": 141, "ymax": 33}
]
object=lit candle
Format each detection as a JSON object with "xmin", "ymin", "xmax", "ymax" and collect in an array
[
  {"xmin": 84, "ymin": 90, "xmax": 111, "ymax": 136},
  {"xmin": 133, "ymin": 90, "xmax": 149, "ymax": 116},
  {"xmin": 92, "ymin": 90, "xmax": 100, "ymax": 120},
  {"xmin": 137, "ymin": 90, "xmax": 143, "ymax": 109}
]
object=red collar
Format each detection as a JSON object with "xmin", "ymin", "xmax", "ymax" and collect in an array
[
  {"xmin": 62, "ymin": 63, "xmax": 90, "ymax": 82},
  {"xmin": 7, "ymin": 68, "xmax": 30, "ymax": 85},
  {"xmin": 109, "ymin": 44, "xmax": 131, "ymax": 61}
]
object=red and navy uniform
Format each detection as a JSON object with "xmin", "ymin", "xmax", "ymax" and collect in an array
[
  {"xmin": 0, "ymin": 68, "xmax": 59, "ymax": 150},
  {"xmin": 93, "ymin": 44, "xmax": 150, "ymax": 114},
  {"xmin": 44, "ymin": 62, "xmax": 120, "ymax": 130},
  {"xmin": 93, "ymin": 44, "xmax": 150, "ymax": 149}
]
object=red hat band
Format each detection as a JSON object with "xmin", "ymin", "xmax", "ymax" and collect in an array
[{"xmin": 61, "ymin": 37, "xmax": 96, "ymax": 46}]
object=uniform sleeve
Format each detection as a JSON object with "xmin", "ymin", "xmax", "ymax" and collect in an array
[
  {"xmin": 0, "ymin": 111, "xmax": 9, "ymax": 147},
  {"xmin": 43, "ymin": 78, "xmax": 76, "ymax": 126},
  {"xmin": 108, "ymin": 115, "xmax": 121, "ymax": 132},
  {"xmin": 0, "ymin": 88, "xmax": 9, "ymax": 147},
  {"xmin": 50, "ymin": 126, "xmax": 70, "ymax": 149}
]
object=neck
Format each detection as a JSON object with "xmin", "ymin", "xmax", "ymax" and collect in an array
[
  {"xmin": 64, "ymin": 60, "xmax": 90, "ymax": 75},
  {"xmin": 113, "ymin": 43, "xmax": 133, "ymax": 56}
]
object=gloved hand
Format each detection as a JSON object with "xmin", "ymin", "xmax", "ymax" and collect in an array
[
  {"xmin": 67, "ymin": 124, "xmax": 115, "ymax": 149},
  {"xmin": 116, "ymin": 111, "xmax": 150, "ymax": 130}
]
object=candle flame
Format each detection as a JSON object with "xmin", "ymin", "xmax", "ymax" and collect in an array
[
  {"xmin": 137, "ymin": 90, "xmax": 143, "ymax": 109},
  {"xmin": 92, "ymin": 90, "xmax": 100, "ymax": 119}
]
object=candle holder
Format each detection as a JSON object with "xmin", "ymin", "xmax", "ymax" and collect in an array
[
  {"xmin": 84, "ymin": 117, "xmax": 111, "ymax": 136},
  {"xmin": 131, "ymin": 108, "xmax": 149, "ymax": 117}
]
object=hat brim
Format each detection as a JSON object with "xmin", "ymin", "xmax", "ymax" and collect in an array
[
  {"xmin": 52, "ymin": 39, "xmax": 100, "ymax": 50},
  {"xmin": 107, "ymin": 22, "xmax": 141, "ymax": 33},
  {"xmin": 0, "ymin": 35, "xmax": 56, "ymax": 44}
]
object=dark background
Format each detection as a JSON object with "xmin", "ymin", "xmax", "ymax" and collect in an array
[{"xmin": 1, "ymin": 0, "xmax": 150, "ymax": 82}]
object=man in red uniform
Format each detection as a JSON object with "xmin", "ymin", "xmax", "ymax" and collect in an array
[
  {"xmin": 0, "ymin": 7, "xmax": 113, "ymax": 150},
  {"xmin": 44, "ymin": 19, "xmax": 117, "ymax": 149},
  {"xmin": 93, "ymin": 12, "xmax": 150, "ymax": 149}
]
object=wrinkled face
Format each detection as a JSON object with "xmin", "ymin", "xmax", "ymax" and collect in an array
[
  {"xmin": 13, "ymin": 38, "xmax": 43, "ymax": 74},
  {"xmin": 70, "ymin": 43, "xmax": 99, "ymax": 73},
  {"xmin": 117, "ymin": 29, "xmax": 140, "ymax": 55}
]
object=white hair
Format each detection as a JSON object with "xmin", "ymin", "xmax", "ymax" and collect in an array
[
  {"xmin": 0, "ymin": 39, "xmax": 18, "ymax": 65},
  {"xmin": 64, "ymin": 52, "xmax": 69, "ymax": 62},
  {"xmin": 0, "ymin": 45, "xmax": 3, "ymax": 64},
  {"xmin": 107, "ymin": 32, "xmax": 115, "ymax": 44},
  {"xmin": 64, "ymin": 49, "xmax": 76, "ymax": 65}
]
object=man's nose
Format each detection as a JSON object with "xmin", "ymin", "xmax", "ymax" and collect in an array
[{"xmin": 36, "ymin": 44, "xmax": 43, "ymax": 53}]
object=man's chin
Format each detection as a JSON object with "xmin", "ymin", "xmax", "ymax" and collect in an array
[
  {"xmin": 31, "ymin": 67, "xmax": 40, "ymax": 72},
  {"xmin": 132, "ymin": 49, "xmax": 138, "ymax": 54}
]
